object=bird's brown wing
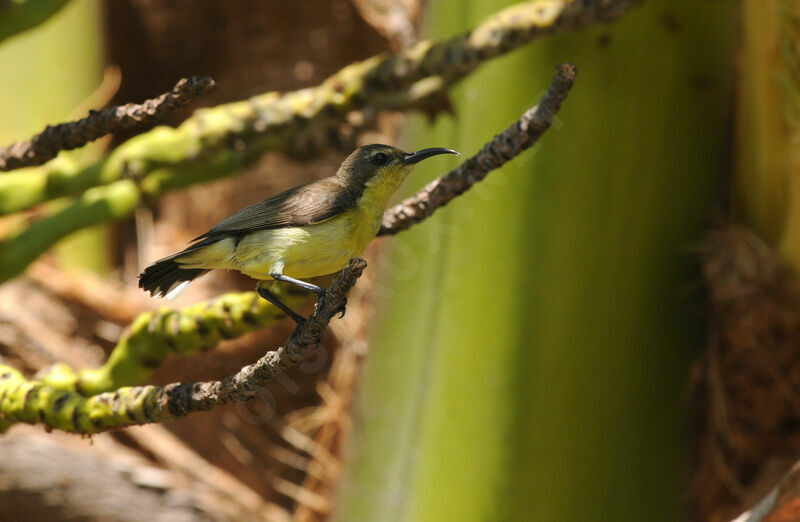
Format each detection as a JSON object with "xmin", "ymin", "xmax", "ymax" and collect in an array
[{"xmin": 193, "ymin": 177, "xmax": 357, "ymax": 242}]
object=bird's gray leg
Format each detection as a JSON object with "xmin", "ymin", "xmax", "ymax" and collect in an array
[
  {"xmin": 257, "ymin": 283, "xmax": 306, "ymax": 324},
  {"xmin": 270, "ymin": 273, "xmax": 326, "ymax": 296},
  {"xmin": 270, "ymin": 273, "xmax": 347, "ymax": 318}
]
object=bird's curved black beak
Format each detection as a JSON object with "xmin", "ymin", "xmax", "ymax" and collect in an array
[{"xmin": 401, "ymin": 147, "xmax": 460, "ymax": 165}]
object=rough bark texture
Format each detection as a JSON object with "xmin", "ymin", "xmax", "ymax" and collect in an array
[{"xmin": 0, "ymin": 77, "xmax": 214, "ymax": 171}]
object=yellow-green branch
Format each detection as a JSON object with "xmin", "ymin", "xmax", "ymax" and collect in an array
[
  {"xmin": 0, "ymin": 259, "xmax": 364, "ymax": 434},
  {"xmin": 40, "ymin": 289, "xmax": 306, "ymax": 396}
]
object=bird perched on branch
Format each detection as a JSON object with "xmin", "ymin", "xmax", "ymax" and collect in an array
[{"xmin": 138, "ymin": 144, "xmax": 458, "ymax": 322}]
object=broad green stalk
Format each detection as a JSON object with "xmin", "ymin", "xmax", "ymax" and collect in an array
[
  {"xmin": 738, "ymin": 0, "xmax": 800, "ymax": 269},
  {"xmin": 734, "ymin": 0, "xmax": 793, "ymax": 250},
  {"xmin": 337, "ymin": 1, "xmax": 735, "ymax": 521},
  {"xmin": 0, "ymin": 0, "xmax": 69, "ymax": 44},
  {"xmin": 0, "ymin": 0, "xmax": 106, "ymax": 272}
]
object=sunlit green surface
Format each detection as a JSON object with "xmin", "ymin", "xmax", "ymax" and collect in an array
[
  {"xmin": 0, "ymin": 0, "xmax": 69, "ymax": 44},
  {"xmin": 0, "ymin": 0, "xmax": 101, "ymax": 142},
  {"xmin": 338, "ymin": 0, "xmax": 735, "ymax": 520},
  {"xmin": 0, "ymin": 0, "xmax": 106, "ymax": 273}
]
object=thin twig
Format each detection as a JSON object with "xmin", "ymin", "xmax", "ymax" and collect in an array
[
  {"xmin": 0, "ymin": 77, "xmax": 215, "ymax": 171},
  {"xmin": 0, "ymin": 258, "xmax": 366, "ymax": 434},
  {"xmin": 379, "ymin": 62, "xmax": 577, "ymax": 235}
]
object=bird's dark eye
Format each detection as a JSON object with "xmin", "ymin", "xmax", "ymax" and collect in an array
[{"xmin": 372, "ymin": 152, "xmax": 389, "ymax": 166}]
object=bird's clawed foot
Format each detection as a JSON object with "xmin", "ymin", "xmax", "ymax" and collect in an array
[
  {"xmin": 336, "ymin": 297, "xmax": 348, "ymax": 318},
  {"xmin": 260, "ymin": 276, "xmax": 349, "ymax": 325},
  {"xmin": 316, "ymin": 292, "xmax": 347, "ymax": 319}
]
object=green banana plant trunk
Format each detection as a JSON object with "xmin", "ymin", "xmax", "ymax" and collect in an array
[
  {"xmin": 336, "ymin": 0, "xmax": 735, "ymax": 520},
  {"xmin": 0, "ymin": 0, "xmax": 106, "ymax": 273}
]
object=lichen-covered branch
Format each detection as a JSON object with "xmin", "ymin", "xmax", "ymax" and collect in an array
[
  {"xmin": 0, "ymin": 259, "xmax": 365, "ymax": 434},
  {"xmin": 379, "ymin": 62, "xmax": 577, "ymax": 235},
  {"xmin": 0, "ymin": 77, "xmax": 215, "ymax": 171},
  {"xmin": 0, "ymin": 0, "xmax": 641, "ymax": 217},
  {"xmin": 0, "ymin": 0, "xmax": 69, "ymax": 43},
  {"xmin": 40, "ymin": 289, "xmax": 306, "ymax": 397}
]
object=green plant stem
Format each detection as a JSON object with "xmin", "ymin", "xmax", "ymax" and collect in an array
[
  {"xmin": 0, "ymin": 0, "xmax": 69, "ymax": 43},
  {"xmin": 40, "ymin": 290, "xmax": 306, "ymax": 396},
  {"xmin": 0, "ymin": 180, "xmax": 140, "ymax": 282},
  {"xmin": 337, "ymin": 0, "xmax": 735, "ymax": 520}
]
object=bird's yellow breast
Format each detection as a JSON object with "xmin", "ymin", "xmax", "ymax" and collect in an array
[
  {"xmin": 176, "ymin": 165, "xmax": 410, "ymax": 281},
  {"xmin": 232, "ymin": 205, "xmax": 379, "ymax": 279}
]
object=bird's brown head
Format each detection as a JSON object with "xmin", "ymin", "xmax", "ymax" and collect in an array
[{"xmin": 336, "ymin": 144, "xmax": 459, "ymax": 199}]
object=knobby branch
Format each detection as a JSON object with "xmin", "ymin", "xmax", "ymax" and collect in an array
[
  {"xmin": 0, "ymin": 64, "xmax": 577, "ymax": 434},
  {"xmin": 0, "ymin": 77, "xmax": 215, "ymax": 171}
]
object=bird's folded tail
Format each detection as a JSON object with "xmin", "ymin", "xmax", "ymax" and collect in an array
[{"xmin": 138, "ymin": 248, "xmax": 210, "ymax": 300}]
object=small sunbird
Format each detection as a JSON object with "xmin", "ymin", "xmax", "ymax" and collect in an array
[{"xmin": 138, "ymin": 144, "xmax": 459, "ymax": 322}]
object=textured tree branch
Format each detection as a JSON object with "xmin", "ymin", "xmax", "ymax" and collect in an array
[
  {"xmin": 0, "ymin": 77, "xmax": 215, "ymax": 171},
  {"xmin": 0, "ymin": 258, "xmax": 365, "ymax": 434},
  {"xmin": 379, "ymin": 62, "xmax": 577, "ymax": 235},
  {"xmin": 0, "ymin": 0, "xmax": 641, "ymax": 215}
]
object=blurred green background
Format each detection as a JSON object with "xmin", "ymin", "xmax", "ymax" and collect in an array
[{"xmin": 339, "ymin": 1, "xmax": 735, "ymax": 521}]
